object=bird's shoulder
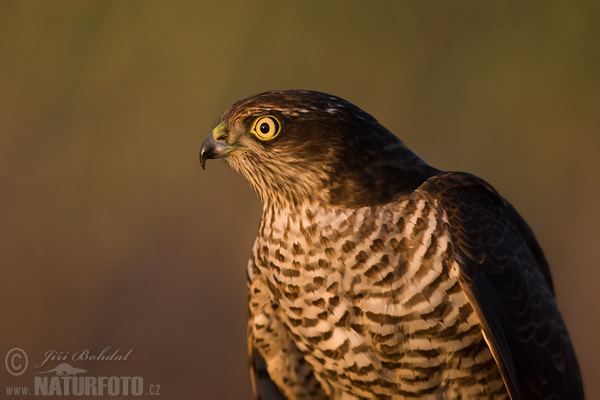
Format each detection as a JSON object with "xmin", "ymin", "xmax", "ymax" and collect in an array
[
  {"xmin": 413, "ymin": 171, "xmax": 554, "ymax": 289},
  {"xmin": 412, "ymin": 171, "xmax": 583, "ymax": 399},
  {"xmin": 414, "ymin": 170, "xmax": 502, "ymax": 203}
]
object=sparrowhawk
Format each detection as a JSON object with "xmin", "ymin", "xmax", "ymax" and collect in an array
[{"xmin": 200, "ymin": 90, "xmax": 583, "ymax": 399}]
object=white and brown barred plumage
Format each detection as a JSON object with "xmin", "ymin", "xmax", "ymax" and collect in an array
[{"xmin": 200, "ymin": 90, "xmax": 583, "ymax": 399}]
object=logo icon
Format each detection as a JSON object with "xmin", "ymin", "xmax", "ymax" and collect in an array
[
  {"xmin": 5, "ymin": 347, "xmax": 28, "ymax": 376},
  {"xmin": 36, "ymin": 363, "xmax": 87, "ymax": 376}
]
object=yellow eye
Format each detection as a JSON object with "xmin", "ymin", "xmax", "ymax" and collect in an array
[{"xmin": 251, "ymin": 116, "xmax": 281, "ymax": 141}]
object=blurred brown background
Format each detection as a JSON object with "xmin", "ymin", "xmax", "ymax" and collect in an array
[{"xmin": 1, "ymin": 1, "xmax": 598, "ymax": 398}]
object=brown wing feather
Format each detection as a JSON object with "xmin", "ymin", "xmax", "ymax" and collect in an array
[
  {"xmin": 249, "ymin": 341, "xmax": 286, "ymax": 400},
  {"xmin": 419, "ymin": 172, "xmax": 583, "ymax": 399}
]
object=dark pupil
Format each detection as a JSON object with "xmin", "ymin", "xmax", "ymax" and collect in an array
[{"xmin": 259, "ymin": 122, "xmax": 270, "ymax": 134}]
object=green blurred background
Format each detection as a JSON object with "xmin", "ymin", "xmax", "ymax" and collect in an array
[{"xmin": 1, "ymin": 1, "xmax": 598, "ymax": 398}]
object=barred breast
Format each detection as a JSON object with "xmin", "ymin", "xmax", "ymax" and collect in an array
[{"xmin": 248, "ymin": 193, "xmax": 508, "ymax": 399}]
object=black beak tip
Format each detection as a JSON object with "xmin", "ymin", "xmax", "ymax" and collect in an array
[{"xmin": 199, "ymin": 152, "xmax": 207, "ymax": 170}]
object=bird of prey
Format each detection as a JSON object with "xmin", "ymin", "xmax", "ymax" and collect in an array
[{"xmin": 199, "ymin": 90, "xmax": 583, "ymax": 399}]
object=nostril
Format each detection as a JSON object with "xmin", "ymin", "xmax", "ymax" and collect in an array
[{"xmin": 215, "ymin": 133, "xmax": 228, "ymax": 142}]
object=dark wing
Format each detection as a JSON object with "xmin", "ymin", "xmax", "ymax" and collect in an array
[
  {"xmin": 248, "ymin": 341, "xmax": 286, "ymax": 400},
  {"xmin": 419, "ymin": 172, "xmax": 583, "ymax": 400}
]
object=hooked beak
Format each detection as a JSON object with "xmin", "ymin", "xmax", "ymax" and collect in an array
[
  {"xmin": 199, "ymin": 123, "xmax": 246, "ymax": 170},
  {"xmin": 199, "ymin": 133, "xmax": 230, "ymax": 170}
]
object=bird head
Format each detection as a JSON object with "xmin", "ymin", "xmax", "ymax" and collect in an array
[{"xmin": 200, "ymin": 90, "xmax": 437, "ymax": 208}]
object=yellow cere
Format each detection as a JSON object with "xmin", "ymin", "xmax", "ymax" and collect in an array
[{"xmin": 212, "ymin": 122, "xmax": 228, "ymax": 140}]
